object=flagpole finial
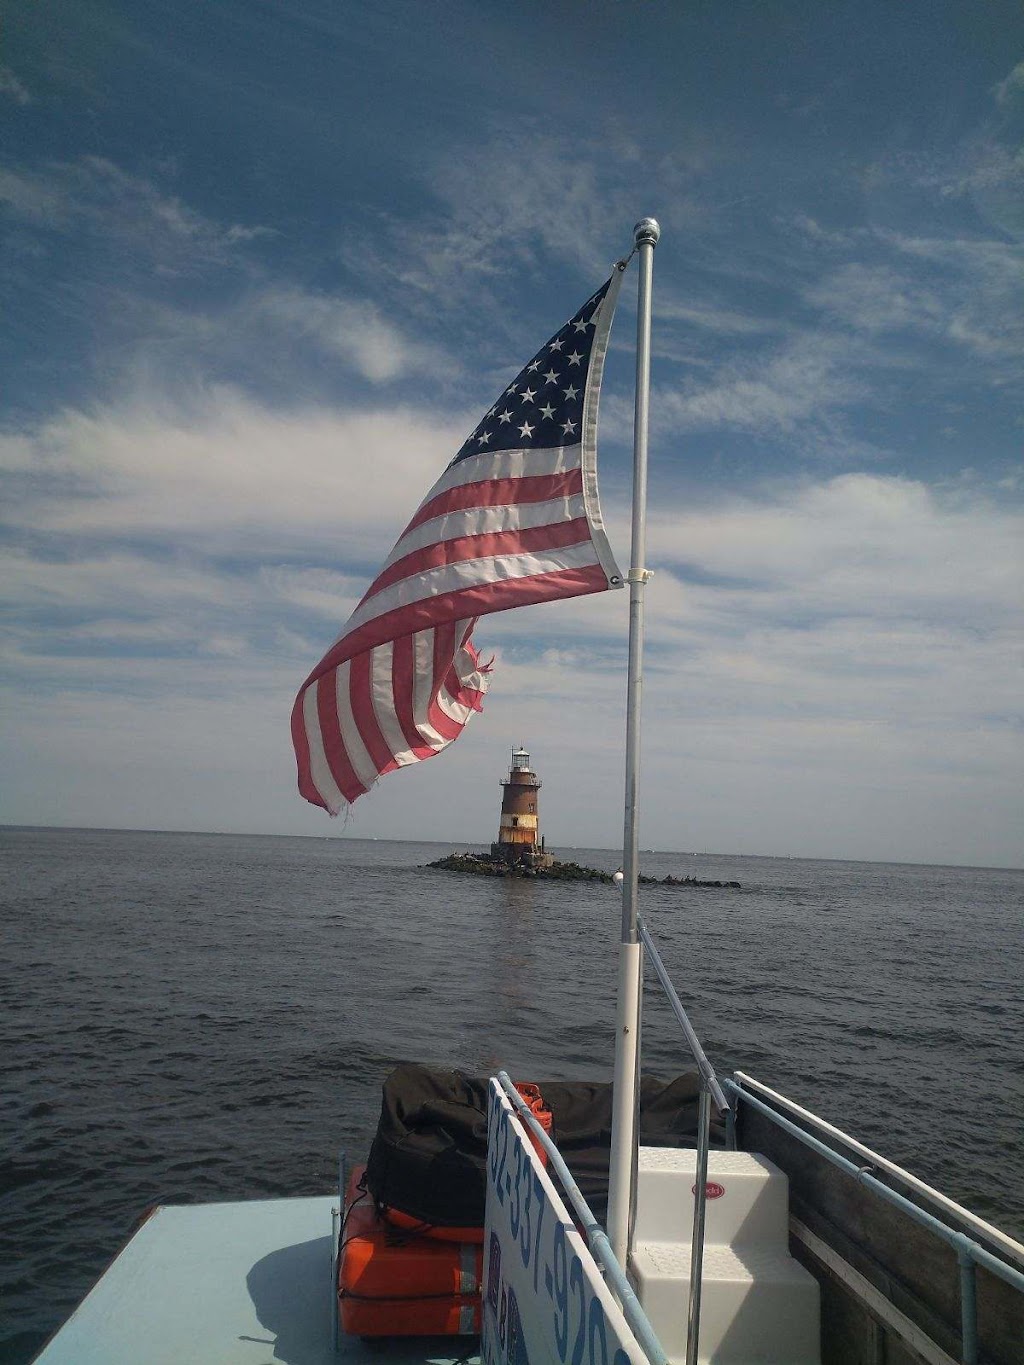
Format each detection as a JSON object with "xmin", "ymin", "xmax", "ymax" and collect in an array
[{"xmin": 634, "ymin": 217, "xmax": 661, "ymax": 247}]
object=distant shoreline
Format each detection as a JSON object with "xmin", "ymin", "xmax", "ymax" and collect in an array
[{"xmin": 0, "ymin": 825, "xmax": 1020, "ymax": 873}]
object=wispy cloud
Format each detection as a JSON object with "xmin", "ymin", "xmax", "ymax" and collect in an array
[
  {"xmin": 881, "ymin": 232, "xmax": 1024, "ymax": 368},
  {"xmin": 993, "ymin": 61, "xmax": 1024, "ymax": 111},
  {"xmin": 2, "ymin": 378, "xmax": 1019, "ymax": 859},
  {"xmin": 652, "ymin": 330, "xmax": 868, "ymax": 445},
  {"xmin": 251, "ymin": 287, "xmax": 446, "ymax": 383},
  {"xmin": 344, "ymin": 129, "xmax": 699, "ymax": 328},
  {"xmin": 0, "ymin": 154, "xmax": 463, "ymax": 410},
  {"xmin": 2, "ymin": 31, "xmax": 1022, "ymax": 859},
  {"xmin": 803, "ymin": 263, "xmax": 946, "ymax": 337},
  {"xmin": 0, "ymin": 385, "xmax": 466, "ymax": 547},
  {"xmin": 0, "ymin": 156, "xmax": 271, "ymax": 270},
  {"xmin": 653, "ymin": 208, "xmax": 1024, "ymax": 463},
  {"xmin": 654, "ymin": 296, "xmax": 788, "ymax": 339},
  {"xmin": 648, "ymin": 473, "xmax": 1021, "ymax": 635},
  {"xmin": 0, "ymin": 66, "xmax": 31, "ymax": 105}
]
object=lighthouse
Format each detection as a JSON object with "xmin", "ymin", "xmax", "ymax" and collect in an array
[{"xmin": 490, "ymin": 747, "xmax": 553, "ymax": 867}]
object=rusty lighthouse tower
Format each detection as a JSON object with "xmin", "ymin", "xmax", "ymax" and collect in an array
[{"xmin": 490, "ymin": 747, "xmax": 553, "ymax": 867}]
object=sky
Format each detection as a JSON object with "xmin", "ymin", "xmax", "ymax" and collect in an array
[{"xmin": 1, "ymin": 1, "xmax": 1022, "ymax": 867}]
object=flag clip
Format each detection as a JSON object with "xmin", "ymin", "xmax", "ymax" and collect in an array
[{"xmin": 627, "ymin": 568, "xmax": 653, "ymax": 585}]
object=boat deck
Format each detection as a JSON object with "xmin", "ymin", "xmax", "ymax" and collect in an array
[{"xmin": 33, "ymin": 1195, "xmax": 480, "ymax": 1365}]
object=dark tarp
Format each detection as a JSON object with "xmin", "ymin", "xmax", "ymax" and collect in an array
[{"xmin": 364, "ymin": 1063, "xmax": 725, "ymax": 1228}]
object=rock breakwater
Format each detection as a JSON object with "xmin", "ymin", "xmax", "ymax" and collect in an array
[{"xmin": 425, "ymin": 853, "xmax": 739, "ymax": 888}]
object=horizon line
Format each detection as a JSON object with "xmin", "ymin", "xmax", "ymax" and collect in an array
[{"xmin": 1, "ymin": 823, "xmax": 1020, "ymax": 874}]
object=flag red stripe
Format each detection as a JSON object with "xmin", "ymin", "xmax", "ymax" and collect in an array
[
  {"xmin": 428, "ymin": 700, "xmax": 465, "ymax": 742},
  {"xmin": 426, "ymin": 625, "xmax": 465, "ymax": 742},
  {"xmin": 303, "ymin": 562, "xmax": 610, "ymax": 691},
  {"xmin": 447, "ymin": 674, "xmax": 486, "ymax": 714},
  {"xmin": 349, "ymin": 651, "xmax": 399, "ymax": 779},
  {"xmin": 365, "ymin": 518, "xmax": 592, "ymax": 601},
  {"xmin": 404, "ymin": 469, "xmax": 584, "ymax": 535},
  {"xmin": 392, "ymin": 634, "xmax": 435, "ymax": 759},
  {"xmin": 317, "ymin": 673, "xmax": 365, "ymax": 804},
  {"xmin": 433, "ymin": 620, "xmax": 458, "ymax": 687},
  {"xmin": 291, "ymin": 691, "xmax": 325, "ymax": 809}
]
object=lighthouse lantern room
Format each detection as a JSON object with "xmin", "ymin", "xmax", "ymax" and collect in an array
[{"xmin": 490, "ymin": 747, "xmax": 554, "ymax": 867}]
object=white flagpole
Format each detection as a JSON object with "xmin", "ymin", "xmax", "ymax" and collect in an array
[{"xmin": 607, "ymin": 217, "xmax": 660, "ymax": 1267}]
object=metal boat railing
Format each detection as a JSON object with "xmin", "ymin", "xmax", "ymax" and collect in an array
[
  {"xmin": 495, "ymin": 1072, "xmax": 670, "ymax": 1365},
  {"xmin": 636, "ymin": 917, "xmax": 731, "ymax": 1365},
  {"xmin": 732, "ymin": 1071, "xmax": 1024, "ymax": 1268},
  {"xmin": 500, "ymin": 911, "xmax": 730, "ymax": 1365},
  {"xmin": 725, "ymin": 1074, "xmax": 1024, "ymax": 1365},
  {"xmin": 491, "ymin": 909, "xmax": 1023, "ymax": 1365},
  {"xmin": 499, "ymin": 915, "xmax": 1024, "ymax": 1365}
]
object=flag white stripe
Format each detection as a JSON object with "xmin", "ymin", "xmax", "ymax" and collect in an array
[
  {"xmin": 384, "ymin": 493, "xmax": 588, "ymax": 565},
  {"xmin": 344, "ymin": 540, "xmax": 601, "ymax": 635},
  {"xmin": 454, "ymin": 639, "xmax": 488, "ymax": 695},
  {"xmin": 408, "ymin": 442, "xmax": 581, "ymax": 510},
  {"xmin": 411, "ymin": 629, "xmax": 449, "ymax": 749},
  {"xmin": 302, "ymin": 683, "xmax": 344, "ymax": 815},
  {"xmin": 370, "ymin": 641, "xmax": 417, "ymax": 767},
  {"xmin": 334, "ymin": 659, "xmax": 380, "ymax": 793},
  {"xmin": 435, "ymin": 626, "xmax": 489, "ymax": 727},
  {"xmin": 436, "ymin": 683, "xmax": 476, "ymax": 726}
]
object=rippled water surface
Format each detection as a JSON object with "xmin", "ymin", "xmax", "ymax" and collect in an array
[{"xmin": 2, "ymin": 827, "xmax": 1022, "ymax": 1362}]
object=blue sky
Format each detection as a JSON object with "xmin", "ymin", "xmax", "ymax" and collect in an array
[{"xmin": 2, "ymin": 1, "xmax": 1021, "ymax": 866}]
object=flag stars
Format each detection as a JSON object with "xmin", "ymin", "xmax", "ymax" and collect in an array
[{"xmin": 445, "ymin": 282, "xmax": 611, "ymax": 464}]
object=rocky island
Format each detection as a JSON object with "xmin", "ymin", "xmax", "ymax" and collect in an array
[
  {"xmin": 425, "ymin": 852, "xmax": 740, "ymax": 888},
  {"xmin": 436, "ymin": 748, "xmax": 740, "ymax": 887}
]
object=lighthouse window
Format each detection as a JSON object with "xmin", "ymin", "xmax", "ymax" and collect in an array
[{"xmin": 511, "ymin": 817, "xmax": 519, "ymax": 827}]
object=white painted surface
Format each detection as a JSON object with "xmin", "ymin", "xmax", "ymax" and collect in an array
[
  {"xmin": 632, "ymin": 1148, "xmax": 790, "ymax": 1249},
  {"xmin": 482, "ymin": 1080, "xmax": 649, "ymax": 1365},
  {"xmin": 629, "ymin": 1149, "xmax": 820, "ymax": 1364}
]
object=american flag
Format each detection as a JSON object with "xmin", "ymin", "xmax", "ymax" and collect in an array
[{"xmin": 292, "ymin": 269, "xmax": 625, "ymax": 814}]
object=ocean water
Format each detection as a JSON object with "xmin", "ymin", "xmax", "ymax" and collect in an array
[{"xmin": 1, "ymin": 826, "xmax": 1021, "ymax": 1362}]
